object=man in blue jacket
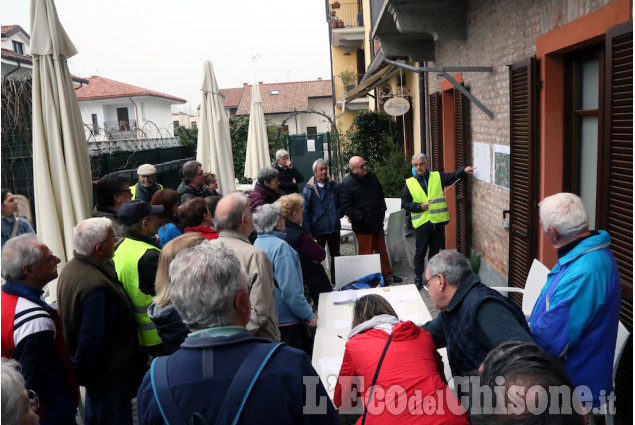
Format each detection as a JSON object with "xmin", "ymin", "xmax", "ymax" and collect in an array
[
  {"xmin": 530, "ymin": 192, "xmax": 621, "ymax": 408},
  {"xmin": 302, "ymin": 158, "xmax": 342, "ymax": 281},
  {"xmin": 137, "ymin": 239, "xmax": 338, "ymax": 425}
]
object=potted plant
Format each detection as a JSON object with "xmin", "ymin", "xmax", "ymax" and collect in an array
[
  {"xmin": 331, "ymin": 18, "xmax": 340, "ymax": 28},
  {"xmin": 340, "ymin": 70, "xmax": 357, "ymax": 92}
]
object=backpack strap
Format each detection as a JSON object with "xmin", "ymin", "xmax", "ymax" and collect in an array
[
  {"xmin": 215, "ymin": 342, "xmax": 284, "ymax": 425},
  {"xmin": 150, "ymin": 356, "xmax": 188, "ymax": 425}
]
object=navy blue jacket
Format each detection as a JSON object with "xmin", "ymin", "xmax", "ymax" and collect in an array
[
  {"xmin": 302, "ymin": 176, "xmax": 342, "ymax": 236},
  {"xmin": 137, "ymin": 329, "xmax": 339, "ymax": 424}
]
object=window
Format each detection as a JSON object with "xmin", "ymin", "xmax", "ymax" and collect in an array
[
  {"xmin": 173, "ymin": 121, "xmax": 180, "ymax": 128},
  {"xmin": 12, "ymin": 41, "xmax": 23, "ymax": 55},
  {"xmin": 191, "ymin": 122, "xmax": 197, "ymax": 129},
  {"xmin": 271, "ymin": 90, "xmax": 280, "ymax": 95},
  {"xmin": 91, "ymin": 114, "xmax": 99, "ymax": 135},
  {"xmin": 307, "ymin": 126, "xmax": 317, "ymax": 135}
]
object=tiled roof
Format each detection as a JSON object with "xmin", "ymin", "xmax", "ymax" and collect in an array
[
  {"xmin": 219, "ymin": 87, "xmax": 244, "ymax": 108},
  {"xmin": 1, "ymin": 25, "xmax": 29, "ymax": 39},
  {"xmin": 75, "ymin": 76, "xmax": 186, "ymax": 103},
  {"xmin": 235, "ymin": 79, "xmax": 332, "ymax": 115},
  {"xmin": 1, "ymin": 48, "xmax": 32, "ymax": 65}
]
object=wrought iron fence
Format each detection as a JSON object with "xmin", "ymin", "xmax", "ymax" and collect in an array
[{"xmin": 104, "ymin": 119, "xmax": 138, "ymax": 132}]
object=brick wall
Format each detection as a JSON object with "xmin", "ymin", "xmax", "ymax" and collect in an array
[{"xmin": 426, "ymin": 0, "xmax": 615, "ymax": 279}]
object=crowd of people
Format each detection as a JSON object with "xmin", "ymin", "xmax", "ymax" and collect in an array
[{"xmin": 0, "ymin": 151, "xmax": 622, "ymax": 425}]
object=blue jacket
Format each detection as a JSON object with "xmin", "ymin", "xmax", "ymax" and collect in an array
[
  {"xmin": 157, "ymin": 222, "xmax": 182, "ymax": 247},
  {"xmin": 530, "ymin": 230, "xmax": 621, "ymax": 406},
  {"xmin": 136, "ymin": 328, "xmax": 339, "ymax": 424},
  {"xmin": 302, "ymin": 176, "xmax": 341, "ymax": 236},
  {"xmin": 1, "ymin": 214, "xmax": 35, "ymax": 248},
  {"xmin": 254, "ymin": 232, "xmax": 313, "ymax": 325}
]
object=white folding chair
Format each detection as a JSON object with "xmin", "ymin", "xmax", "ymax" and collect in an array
[
  {"xmin": 384, "ymin": 209, "xmax": 412, "ymax": 267},
  {"xmin": 334, "ymin": 254, "xmax": 381, "ymax": 290},
  {"xmin": 491, "ymin": 258, "xmax": 550, "ymax": 318}
]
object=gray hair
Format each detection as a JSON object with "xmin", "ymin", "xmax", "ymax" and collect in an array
[
  {"xmin": 214, "ymin": 194, "xmax": 250, "ymax": 232},
  {"xmin": 312, "ymin": 158, "xmax": 327, "ymax": 172},
  {"xmin": 1, "ymin": 234, "xmax": 45, "ymax": 281},
  {"xmin": 539, "ymin": 193, "xmax": 589, "ymax": 238},
  {"xmin": 252, "ymin": 203, "xmax": 281, "ymax": 234},
  {"xmin": 1, "ymin": 358, "xmax": 26, "ymax": 425},
  {"xmin": 180, "ymin": 160, "xmax": 202, "ymax": 184},
  {"xmin": 169, "ymin": 240, "xmax": 248, "ymax": 329},
  {"xmin": 275, "ymin": 149, "xmax": 289, "ymax": 160},
  {"xmin": 412, "ymin": 153, "xmax": 428, "ymax": 164},
  {"xmin": 426, "ymin": 251, "xmax": 472, "ymax": 287},
  {"xmin": 257, "ymin": 167, "xmax": 279, "ymax": 185},
  {"xmin": 74, "ymin": 217, "xmax": 112, "ymax": 256}
]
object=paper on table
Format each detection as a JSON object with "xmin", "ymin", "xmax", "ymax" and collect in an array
[
  {"xmin": 381, "ymin": 291, "xmax": 418, "ymax": 304},
  {"xmin": 319, "ymin": 356, "xmax": 344, "ymax": 373},
  {"xmin": 335, "ymin": 319, "xmax": 352, "ymax": 330},
  {"xmin": 332, "ymin": 291, "xmax": 358, "ymax": 304}
]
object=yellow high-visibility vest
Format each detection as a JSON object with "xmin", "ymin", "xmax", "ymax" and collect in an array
[
  {"xmin": 131, "ymin": 183, "xmax": 163, "ymax": 200},
  {"xmin": 406, "ymin": 172, "xmax": 450, "ymax": 228},
  {"xmin": 114, "ymin": 238, "xmax": 162, "ymax": 347}
]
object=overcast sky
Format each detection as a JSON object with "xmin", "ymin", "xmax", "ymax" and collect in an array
[{"xmin": 2, "ymin": 0, "xmax": 333, "ymax": 112}]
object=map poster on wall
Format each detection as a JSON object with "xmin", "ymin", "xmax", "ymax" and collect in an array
[
  {"xmin": 473, "ymin": 142, "xmax": 491, "ymax": 184},
  {"xmin": 494, "ymin": 145, "xmax": 511, "ymax": 190}
]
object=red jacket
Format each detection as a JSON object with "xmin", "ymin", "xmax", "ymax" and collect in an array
[
  {"xmin": 184, "ymin": 226, "xmax": 219, "ymax": 240},
  {"xmin": 335, "ymin": 321, "xmax": 467, "ymax": 425}
]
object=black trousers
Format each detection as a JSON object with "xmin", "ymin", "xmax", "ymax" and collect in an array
[
  {"xmin": 279, "ymin": 322, "xmax": 312, "ymax": 357},
  {"xmin": 414, "ymin": 225, "xmax": 443, "ymax": 277},
  {"xmin": 315, "ymin": 231, "xmax": 340, "ymax": 283}
]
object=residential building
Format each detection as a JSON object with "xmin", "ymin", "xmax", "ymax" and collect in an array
[
  {"xmin": 219, "ymin": 86, "xmax": 245, "ymax": 117},
  {"xmin": 224, "ymin": 79, "xmax": 333, "ymax": 135},
  {"xmin": 1, "ymin": 25, "xmax": 31, "ymax": 77},
  {"xmin": 328, "ymin": 0, "xmax": 632, "ymax": 420},
  {"xmin": 172, "ymin": 112, "xmax": 198, "ymax": 129},
  {"xmin": 75, "ymin": 76, "xmax": 186, "ymax": 154}
]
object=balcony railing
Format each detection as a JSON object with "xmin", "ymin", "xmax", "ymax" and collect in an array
[
  {"xmin": 333, "ymin": 73, "xmax": 364, "ymax": 100},
  {"xmin": 330, "ymin": 2, "xmax": 362, "ymax": 28},
  {"xmin": 104, "ymin": 119, "xmax": 138, "ymax": 133}
]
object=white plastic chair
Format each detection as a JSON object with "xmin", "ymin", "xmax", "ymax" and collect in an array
[
  {"xmin": 334, "ymin": 254, "xmax": 381, "ymax": 290},
  {"xmin": 384, "ymin": 209, "xmax": 412, "ymax": 267},
  {"xmin": 491, "ymin": 258, "xmax": 550, "ymax": 318},
  {"xmin": 384, "ymin": 198, "xmax": 402, "ymax": 214}
]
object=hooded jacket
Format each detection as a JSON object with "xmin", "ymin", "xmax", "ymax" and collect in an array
[
  {"xmin": 339, "ymin": 171, "xmax": 386, "ymax": 234},
  {"xmin": 177, "ymin": 181, "xmax": 213, "ymax": 204},
  {"xmin": 335, "ymin": 317, "xmax": 467, "ymax": 425}
]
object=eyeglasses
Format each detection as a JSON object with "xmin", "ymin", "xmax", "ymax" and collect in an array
[
  {"xmin": 422, "ymin": 274, "xmax": 440, "ymax": 292},
  {"xmin": 27, "ymin": 389, "xmax": 39, "ymax": 410},
  {"xmin": 98, "ymin": 235, "xmax": 120, "ymax": 246}
]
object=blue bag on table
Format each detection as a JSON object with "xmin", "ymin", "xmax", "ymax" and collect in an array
[{"xmin": 341, "ymin": 273, "xmax": 384, "ymax": 291}]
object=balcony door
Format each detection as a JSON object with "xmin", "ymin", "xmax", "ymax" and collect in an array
[{"xmin": 117, "ymin": 107, "xmax": 130, "ymax": 131}]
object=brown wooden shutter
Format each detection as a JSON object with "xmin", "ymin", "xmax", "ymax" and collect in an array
[
  {"xmin": 429, "ymin": 92, "xmax": 444, "ymax": 172},
  {"xmin": 454, "ymin": 88, "xmax": 470, "ymax": 257},
  {"xmin": 507, "ymin": 57, "xmax": 539, "ymax": 305},
  {"xmin": 600, "ymin": 21, "xmax": 632, "ymax": 425}
]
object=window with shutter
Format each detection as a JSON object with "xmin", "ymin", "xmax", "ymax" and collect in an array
[
  {"xmin": 600, "ymin": 21, "xmax": 632, "ymax": 425},
  {"xmin": 454, "ymin": 88, "xmax": 470, "ymax": 257},
  {"xmin": 429, "ymin": 92, "xmax": 444, "ymax": 172},
  {"xmin": 508, "ymin": 57, "xmax": 539, "ymax": 306}
]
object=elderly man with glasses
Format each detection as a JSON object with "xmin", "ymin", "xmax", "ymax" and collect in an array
[
  {"xmin": 93, "ymin": 173, "xmax": 133, "ymax": 237},
  {"xmin": 339, "ymin": 155, "xmax": 402, "ymax": 285},
  {"xmin": 57, "ymin": 218, "xmax": 142, "ymax": 425},
  {"xmin": 1, "ymin": 234, "xmax": 79, "ymax": 425},
  {"xmin": 421, "ymin": 251, "xmax": 533, "ymax": 379},
  {"xmin": 401, "ymin": 153, "xmax": 475, "ymax": 290}
]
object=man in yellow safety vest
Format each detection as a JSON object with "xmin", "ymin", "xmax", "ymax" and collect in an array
[{"xmin": 401, "ymin": 153, "xmax": 474, "ymax": 290}]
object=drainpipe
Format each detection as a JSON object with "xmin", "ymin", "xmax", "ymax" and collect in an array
[
  {"xmin": 129, "ymin": 97, "xmax": 140, "ymax": 135},
  {"xmin": 418, "ymin": 61, "xmax": 426, "ymax": 155}
]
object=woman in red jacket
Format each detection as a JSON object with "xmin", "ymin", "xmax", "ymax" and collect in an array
[{"xmin": 334, "ymin": 294, "xmax": 467, "ymax": 425}]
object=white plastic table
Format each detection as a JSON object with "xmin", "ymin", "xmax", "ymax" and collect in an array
[{"xmin": 311, "ymin": 284, "xmax": 447, "ymax": 402}]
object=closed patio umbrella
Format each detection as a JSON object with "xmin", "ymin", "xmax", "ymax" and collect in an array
[
  {"xmin": 196, "ymin": 61, "xmax": 236, "ymax": 195},
  {"xmin": 30, "ymin": 0, "xmax": 93, "ymax": 293},
  {"xmin": 244, "ymin": 82, "xmax": 270, "ymax": 181}
]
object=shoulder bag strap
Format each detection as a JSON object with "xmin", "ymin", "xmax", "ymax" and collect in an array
[
  {"xmin": 361, "ymin": 333, "xmax": 393, "ymax": 425},
  {"xmin": 150, "ymin": 356, "xmax": 188, "ymax": 425},
  {"xmin": 11, "ymin": 217, "xmax": 19, "ymax": 238},
  {"xmin": 215, "ymin": 342, "xmax": 285, "ymax": 425}
]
